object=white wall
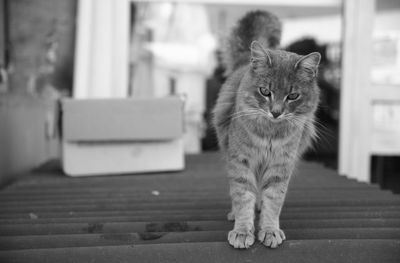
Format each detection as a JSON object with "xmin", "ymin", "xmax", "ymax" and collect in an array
[
  {"xmin": 281, "ymin": 9, "xmax": 400, "ymax": 46},
  {"xmin": 281, "ymin": 15, "xmax": 342, "ymax": 46},
  {"xmin": 373, "ymin": 10, "xmax": 400, "ymax": 34}
]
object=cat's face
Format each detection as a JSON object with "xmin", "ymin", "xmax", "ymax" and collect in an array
[{"xmin": 240, "ymin": 41, "xmax": 320, "ymax": 123}]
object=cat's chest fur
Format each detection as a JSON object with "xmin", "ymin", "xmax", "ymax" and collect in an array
[{"xmin": 229, "ymin": 118, "xmax": 302, "ymax": 178}]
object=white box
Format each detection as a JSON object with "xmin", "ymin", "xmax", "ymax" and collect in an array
[{"xmin": 61, "ymin": 97, "xmax": 184, "ymax": 176}]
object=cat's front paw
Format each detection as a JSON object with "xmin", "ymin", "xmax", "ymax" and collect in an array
[
  {"xmin": 258, "ymin": 227, "xmax": 286, "ymax": 248},
  {"xmin": 228, "ymin": 229, "xmax": 255, "ymax": 249}
]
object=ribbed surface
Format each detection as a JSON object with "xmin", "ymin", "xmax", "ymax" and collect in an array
[{"xmin": 0, "ymin": 153, "xmax": 399, "ymax": 263}]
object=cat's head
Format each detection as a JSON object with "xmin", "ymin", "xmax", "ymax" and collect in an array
[{"xmin": 240, "ymin": 41, "xmax": 320, "ymax": 123}]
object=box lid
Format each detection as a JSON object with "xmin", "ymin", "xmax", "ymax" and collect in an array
[{"xmin": 62, "ymin": 97, "xmax": 184, "ymax": 141}]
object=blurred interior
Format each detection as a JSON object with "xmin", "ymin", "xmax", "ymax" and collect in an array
[{"xmin": 1, "ymin": 0, "xmax": 400, "ymax": 192}]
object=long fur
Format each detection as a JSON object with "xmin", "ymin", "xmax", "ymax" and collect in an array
[
  {"xmin": 213, "ymin": 11, "xmax": 321, "ymax": 249},
  {"xmin": 223, "ymin": 10, "xmax": 282, "ymax": 76}
]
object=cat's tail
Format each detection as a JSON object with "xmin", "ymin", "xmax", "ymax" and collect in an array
[{"xmin": 223, "ymin": 10, "xmax": 282, "ymax": 75}]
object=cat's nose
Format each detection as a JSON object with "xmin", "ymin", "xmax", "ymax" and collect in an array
[{"xmin": 271, "ymin": 111, "xmax": 282, "ymax": 119}]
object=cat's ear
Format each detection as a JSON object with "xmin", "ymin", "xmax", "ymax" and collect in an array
[
  {"xmin": 295, "ymin": 52, "xmax": 321, "ymax": 78},
  {"xmin": 250, "ymin": 41, "xmax": 272, "ymax": 70}
]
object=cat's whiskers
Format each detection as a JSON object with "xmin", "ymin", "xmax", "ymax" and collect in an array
[
  {"xmin": 286, "ymin": 114, "xmax": 306, "ymax": 129},
  {"xmin": 231, "ymin": 112, "xmax": 264, "ymax": 121},
  {"xmin": 228, "ymin": 109, "xmax": 259, "ymax": 118},
  {"xmin": 308, "ymin": 120, "xmax": 334, "ymax": 145},
  {"xmin": 288, "ymin": 115, "xmax": 334, "ymax": 146},
  {"xmin": 257, "ymin": 109, "xmax": 270, "ymax": 116},
  {"xmin": 290, "ymin": 115, "xmax": 328, "ymax": 142},
  {"xmin": 310, "ymin": 119, "xmax": 335, "ymax": 139},
  {"xmin": 229, "ymin": 109, "xmax": 265, "ymax": 121}
]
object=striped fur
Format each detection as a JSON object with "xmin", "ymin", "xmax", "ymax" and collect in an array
[{"xmin": 213, "ymin": 11, "xmax": 320, "ymax": 249}]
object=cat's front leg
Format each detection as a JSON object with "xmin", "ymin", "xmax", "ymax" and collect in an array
[
  {"xmin": 227, "ymin": 161, "xmax": 257, "ymax": 249},
  {"xmin": 258, "ymin": 170, "xmax": 290, "ymax": 248},
  {"xmin": 228, "ymin": 183, "xmax": 256, "ymax": 249}
]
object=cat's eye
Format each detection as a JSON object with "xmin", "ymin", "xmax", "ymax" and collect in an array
[
  {"xmin": 287, "ymin": 93, "xmax": 300, "ymax": 101},
  {"xmin": 259, "ymin": 87, "xmax": 271, "ymax": 97}
]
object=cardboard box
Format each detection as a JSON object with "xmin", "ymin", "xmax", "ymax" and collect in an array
[{"xmin": 61, "ymin": 97, "xmax": 184, "ymax": 176}]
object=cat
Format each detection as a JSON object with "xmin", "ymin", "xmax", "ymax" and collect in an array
[{"xmin": 212, "ymin": 10, "xmax": 321, "ymax": 249}]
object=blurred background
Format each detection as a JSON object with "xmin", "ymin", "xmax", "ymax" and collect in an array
[{"xmin": 0, "ymin": 0, "xmax": 399, "ymax": 192}]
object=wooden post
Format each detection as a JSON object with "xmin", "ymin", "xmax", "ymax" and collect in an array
[
  {"xmin": 73, "ymin": 0, "xmax": 130, "ymax": 98},
  {"xmin": 0, "ymin": 0, "xmax": 7, "ymax": 93},
  {"xmin": 0, "ymin": 0, "xmax": 4, "ymax": 66},
  {"xmin": 339, "ymin": 0, "xmax": 375, "ymax": 182}
]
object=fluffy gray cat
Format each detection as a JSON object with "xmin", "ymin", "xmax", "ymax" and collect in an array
[{"xmin": 213, "ymin": 11, "xmax": 321, "ymax": 249}]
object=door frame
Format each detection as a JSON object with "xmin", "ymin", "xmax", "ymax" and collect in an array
[{"xmin": 339, "ymin": 0, "xmax": 376, "ymax": 182}]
